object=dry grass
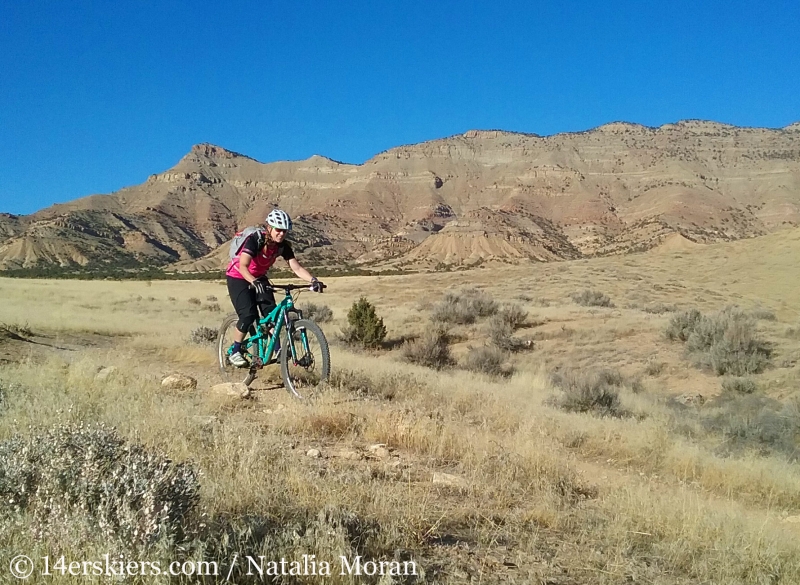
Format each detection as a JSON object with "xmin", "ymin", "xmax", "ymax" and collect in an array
[{"xmin": 3, "ymin": 228, "xmax": 800, "ymax": 582}]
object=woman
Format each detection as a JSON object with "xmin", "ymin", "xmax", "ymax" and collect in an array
[{"xmin": 226, "ymin": 208, "xmax": 323, "ymax": 367}]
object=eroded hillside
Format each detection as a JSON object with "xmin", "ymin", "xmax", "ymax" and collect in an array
[{"xmin": 1, "ymin": 120, "xmax": 798, "ymax": 271}]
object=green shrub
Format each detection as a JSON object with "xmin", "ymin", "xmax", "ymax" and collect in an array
[
  {"xmin": 571, "ymin": 290, "xmax": 614, "ymax": 308},
  {"xmin": 431, "ymin": 288, "xmax": 498, "ymax": 325},
  {"xmin": 341, "ymin": 297, "xmax": 387, "ymax": 349},
  {"xmin": 401, "ymin": 326, "xmax": 455, "ymax": 370}
]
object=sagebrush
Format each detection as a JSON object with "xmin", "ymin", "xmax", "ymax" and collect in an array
[
  {"xmin": 667, "ymin": 306, "xmax": 772, "ymax": 375},
  {"xmin": 571, "ymin": 289, "xmax": 614, "ymax": 308},
  {"xmin": 461, "ymin": 345, "xmax": 513, "ymax": 377},
  {"xmin": 431, "ymin": 288, "xmax": 498, "ymax": 325},
  {"xmin": 549, "ymin": 368, "xmax": 630, "ymax": 417},
  {"xmin": 303, "ymin": 302, "xmax": 334, "ymax": 323},
  {"xmin": 401, "ymin": 326, "xmax": 455, "ymax": 370},
  {"xmin": 0, "ymin": 422, "xmax": 199, "ymax": 547}
]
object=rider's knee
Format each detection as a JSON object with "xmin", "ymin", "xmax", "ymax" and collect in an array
[{"xmin": 237, "ymin": 313, "xmax": 257, "ymax": 333}]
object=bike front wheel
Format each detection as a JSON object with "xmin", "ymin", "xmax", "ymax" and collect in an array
[{"xmin": 280, "ymin": 319, "xmax": 330, "ymax": 399}]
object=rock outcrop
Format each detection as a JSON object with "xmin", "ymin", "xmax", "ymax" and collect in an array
[{"xmin": 1, "ymin": 121, "xmax": 799, "ymax": 271}]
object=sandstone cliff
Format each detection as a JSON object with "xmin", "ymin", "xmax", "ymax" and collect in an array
[{"xmin": 1, "ymin": 120, "xmax": 798, "ymax": 271}]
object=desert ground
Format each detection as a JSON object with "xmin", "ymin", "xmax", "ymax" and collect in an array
[{"xmin": 2, "ymin": 228, "xmax": 800, "ymax": 584}]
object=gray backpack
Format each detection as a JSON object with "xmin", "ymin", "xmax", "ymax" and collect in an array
[{"xmin": 229, "ymin": 227, "xmax": 266, "ymax": 260}]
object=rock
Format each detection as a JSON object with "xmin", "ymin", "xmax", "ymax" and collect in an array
[
  {"xmin": 95, "ymin": 366, "xmax": 118, "ymax": 381},
  {"xmin": 382, "ymin": 460, "xmax": 404, "ymax": 479},
  {"xmin": 782, "ymin": 515, "xmax": 800, "ymax": 524},
  {"xmin": 162, "ymin": 374, "xmax": 197, "ymax": 390},
  {"xmin": 432, "ymin": 472, "xmax": 468, "ymax": 489},
  {"xmin": 210, "ymin": 382, "xmax": 250, "ymax": 398},
  {"xmin": 192, "ymin": 415, "xmax": 219, "ymax": 427},
  {"xmin": 306, "ymin": 448, "xmax": 322, "ymax": 458},
  {"xmin": 330, "ymin": 448, "xmax": 362, "ymax": 461},
  {"xmin": 368, "ymin": 444, "xmax": 391, "ymax": 459},
  {"xmin": 674, "ymin": 393, "xmax": 705, "ymax": 406}
]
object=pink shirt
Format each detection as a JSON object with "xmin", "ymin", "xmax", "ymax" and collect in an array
[{"xmin": 226, "ymin": 234, "xmax": 294, "ymax": 279}]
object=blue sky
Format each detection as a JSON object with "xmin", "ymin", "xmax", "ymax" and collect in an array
[{"xmin": 1, "ymin": 0, "xmax": 798, "ymax": 215}]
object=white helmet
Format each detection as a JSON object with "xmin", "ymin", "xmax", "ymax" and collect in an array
[{"xmin": 266, "ymin": 209, "xmax": 292, "ymax": 231}]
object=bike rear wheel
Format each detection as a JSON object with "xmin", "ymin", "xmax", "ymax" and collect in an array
[
  {"xmin": 280, "ymin": 318, "xmax": 330, "ymax": 399},
  {"xmin": 217, "ymin": 313, "xmax": 258, "ymax": 385}
]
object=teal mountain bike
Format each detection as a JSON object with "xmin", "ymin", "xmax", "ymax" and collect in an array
[{"xmin": 217, "ymin": 283, "xmax": 330, "ymax": 398}]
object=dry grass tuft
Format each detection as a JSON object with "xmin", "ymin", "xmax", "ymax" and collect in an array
[
  {"xmin": 327, "ymin": 367, "xmax": 426, "ymax": 401},
  {"xmin": 283, "ymin": 409, "xmax": 362, "ymax": 439},
  {"xmin": 1, "ymin": 322, "xmax": 33, "ymax": 338},
  {"xmin": 189, "ymin": 325, "xmax": 218, "ymax": 344}
]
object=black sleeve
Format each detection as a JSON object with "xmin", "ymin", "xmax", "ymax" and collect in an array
[
  {"xmin": 240, "ymin": 233, "xmax": 262, "ymax": 257},
  {"xmin": 281, "ymin": 242, "xmax": 295, "ymax": 262}
]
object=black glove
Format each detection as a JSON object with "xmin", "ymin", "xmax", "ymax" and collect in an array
[
  {"xmin": 310, "ymin": 277, "xmax": 325, "ymax": 293},
  {"xmin": 250, "ymin": 280, "xmax": 267, "ymax": 298}
]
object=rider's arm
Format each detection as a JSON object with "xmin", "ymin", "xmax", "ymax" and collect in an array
[
  {"xmin": 287, "ymin": 258, "xmax": 315, "ymax": 283},
  {"xmin": 236, "ymin": 252, "xmax": 258, "ymax": 284},
  {"xmin": 236, "ymin": 232, "xmax": 263, "ymax": 284}
]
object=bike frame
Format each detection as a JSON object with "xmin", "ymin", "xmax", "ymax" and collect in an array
[{"xmin": 240, "ymin": 286, "xmax": 306, "ymax": 368}]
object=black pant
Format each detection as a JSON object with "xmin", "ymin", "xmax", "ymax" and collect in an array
[{"xmin": 227, "ymin": 277, "xmax": 276, "ymax": 334}]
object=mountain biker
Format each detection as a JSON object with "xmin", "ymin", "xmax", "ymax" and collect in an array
[{"xmin": 225, "ymin": 209, "xmax": 324, "ymax": 367}]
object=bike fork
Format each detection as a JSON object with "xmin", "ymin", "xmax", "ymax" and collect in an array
[{"xmin": 291, "ymin": 327, "xmax": 312, "ymax": 367}]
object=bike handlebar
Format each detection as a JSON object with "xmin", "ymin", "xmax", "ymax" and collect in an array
[{"xmin": 264, "ymin": 282, "xmax": 327, "ymax": 293}]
